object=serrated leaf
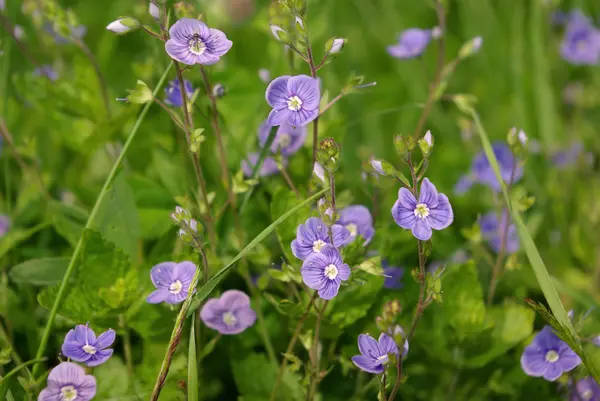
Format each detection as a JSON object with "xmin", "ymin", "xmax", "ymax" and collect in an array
[
  {"xmin": 9, "ymin": 257, "xmax": 69, "ymax": 286},
  {"xmin": 38, "ymin": 230, "xmax": 132, "ymax": 321}
]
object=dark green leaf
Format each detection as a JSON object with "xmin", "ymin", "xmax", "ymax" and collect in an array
[{"xmin": 9, "ymin": 257, "xmax": 69, "ymax": 286}]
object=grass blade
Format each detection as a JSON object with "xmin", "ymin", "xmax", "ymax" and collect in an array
[
  {"xmin": 187, "ymin": 187, "xmax": 328, "ymax": 316},
  {"xmin": 188, "ymin": 315, "xmax": 199, "ymax": 401}
]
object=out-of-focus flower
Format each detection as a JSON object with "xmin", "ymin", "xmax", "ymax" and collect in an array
[
  {"xmin": 164, "ymin": 79, "xmax": 194, "ymax": 107},
  {"xmin": 560, "ymin": 10, "xmax": 600, "ymax": 65},
  {"xmin": 200, "ymin": 290, "xmax": 257, "ymax": 335},
  {"xmin": 241, "ymin": 153, "xmax": 285, "ymax": 177},
  {"xmin": 106, "ymin": 17, "xmax": 140, "ymax": 34},
  {"xmin": 337, "ymin": 205, "xmax": 375, "ymax": 245},
  {"xmin": 382, "ymin": 261, "xmax": 404, "ymax": 289},
  {"xmin": 0, "ymin": 215, "xmax": 10, "ymax": 237},
  {"xmin": 479, "ymin": 212, "xmax": 519, "ymax": 254},
  {"xmin": 258, "ymin": 68, "xmax": 271, "ymax": 83},
  {"xmin": 34, "ymin": 65, "xmax": 58, "ymax": 81},
  {"xmin": 387, "ymin": 28, "xmax": 432, "ymax": 59},
  {"xmin": 571, "ymin": 377, "xmax": 600, "ymax": 401},
  {"xmin": 257, "ymin": 120, "xmax": 306, "ymax": 157}
]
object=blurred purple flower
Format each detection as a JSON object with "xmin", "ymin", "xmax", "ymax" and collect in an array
[
  {"xmin": 552, "ymin": 141, "xmax": 584, "ymax": 168},
  {"xmin": 164, "ymin": 79, "xmax": 194, "ymax": 107},
  {"xmin": 520, "ymin": 326, "xmax": 581, "ymax": 381},
  {"xmin": 382, "ymin": 261, "xmax": 404, "ymax": 289},
  {"xmin": 61, "ymin": 324, "xmax": 115, "ymax": 367},
  {"xmin": 165, "ymin": 18, "xmax": 232, "ymax": 65},
  {"xmin": 387, "ymin": 28, "xmax": 432, "ymax": 59},
  {"xmin": 241, "ymin": 153, "xmax": 285, "ymax": 177},
  {"xmin": 45, "ymin": 23, "xmax": 87, "ymax": 44},
  {"xmin": 200, "ymin": 290, "xmax": 257, "ymax": 335},
  {"xmin": 146, "ymin": 261, "xmax": 197, "ymax": 304},
  {"xmin": 560, "ymin": 10, "xmax": 600, "ymax": 65},
  {"xmin": 572, "ymin": 377, "xmax": 600, "ymax": 401},
  {"xmin": 258, "ymin": 120, "xmax": 307, "ymax": 156},
  {"xmin": 351, "ymin": 333, "xmax": 399, "ymax": 374},
  {"xmin": 265, "ymin": 75, "xmax": 320, "ymax": 127},
  {"xmin": 455, "ymin": 143, "xmax": 522, "ymax": 194},
  {"xmin": 0, "ymin": 215, "xmax": 10, "ymax": 237},
  {"xmin": 38, "ymin": 362, "xmax": 96, "ymax": 401},
  {"xmin": 392, "ymin": 178, "xmax": 453, "ymax": 241},
  {"xmin": 480, "ymin": 212, "xmax": 519, "ymax": 254},
  {"xmin": 258, "ymin": 68, "xmax": 271, "ymax": 83},
  {"xmin": 301, "ymin": 244, "xmax": 350, "ymax": 299},
  {"xmin": 291, "ymin": 217, "xmax": 351, "ymax": 260},
  {"xmin": 337, "ymin": 205, "xmax": 375, "ymax": 245},
  {"xmin": 34, "ymin": 65, "xmax": 58, "ymax": 81}
]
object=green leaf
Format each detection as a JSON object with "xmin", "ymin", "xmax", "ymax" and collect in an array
[
  {"xmin": 38, "ymin": 230, "xmax": 132, "ymax": 321},
  {"xmin": 442, "ymin": 262, "xmax": 487, "ymax": 341},
  {"xmin": 153, "ymin": 148, "xmax": 188, "ymax": 196},
  {"xmin": 328, "ymin": 275, "xmax": 384, "ymax": 329},
  {"xmin": 188, "ymin": 315, "xmax": 199, "ymax": 401},
  {"xmin": 94, "ymin": 357, "xmax": 130, "ymax": 398},
  {"xmin": 0, "ymin": 223, "xmax": 49, "ymax": 260},
  {"xmin": 357, "ymin": 256, "xmax": 383, "ymax": 276},
  {"xmin": 232, "ymin": 353, "xmax": 303, "ymax": 400},
  {"xmin": 91, "ymin": 173, "xmax": 140, "ymax": 260},
  {"xmin": 187, "ymin": 188, "xmax": 328, "ymax": 316},
  {"xmin": 9, "ymin": 257, "xmax": 69, "ymax": 286},
  {"xmin": 138, "ymin": 208, "xmax": 173, "ymax": 239},
  {"xmin": 270, "ymin": 187, "xmax": 313, "ymax": 265}
]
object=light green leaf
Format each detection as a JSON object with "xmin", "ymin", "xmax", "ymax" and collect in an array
[
  {"xmin": 138, "ymin": 208, "xmax": 173, "ymax": 239},
  {"xmin": 94, "ymin": 357, "xmax": 130, "ymax": 398},
  {"xmin": 187, "ymin": 188, "xmax": 328, "ymax": 316},
  {"xmin": 9, "ymin": 257, "xmax": 69, "ymax": 286}
]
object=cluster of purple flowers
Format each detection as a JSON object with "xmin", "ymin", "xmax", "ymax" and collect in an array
[{"xmin": 38, "ymin": 324, "xmax": 116, "ymax": 401}]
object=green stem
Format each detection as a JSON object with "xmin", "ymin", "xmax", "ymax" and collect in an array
[
  {"xmin": 150, "ymin": 251, "xmax": 207, "ymax": 401},
  {"xmin": 0, "ymin": 358, "xmax": 46, "ymax": 384},
  {"xmin": 31, "ymin": 64, "xmax": 173, "ymax": 378}
]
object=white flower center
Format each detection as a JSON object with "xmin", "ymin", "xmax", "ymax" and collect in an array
[
  {"xmin": 188, "ymin": 34, "xmax": 206, "ymax": 55},
  {"xmin": 376, "ymin": 354, "xmax": 389, "ymax": 364},
  {"xmin": 278, "ymin": 133, "xmax": 292, "ymax": 148},
  {"xmin": 60, "ymin": 385, "xmax": 78, "ymax": 401},
  {"xmin": 414, "ymin": 203, "xmax": 430, "ymax": 219},
  {"xmin": 324, "ymin": 264, "xmax": 338, "ymax": 280},
  {"xmin": 223, "ymin": 311, "xmax": 237, "ymax": 326},
  {"xmin": 82, "ymin": 344, "xmax": 97, "ymax": 355},
  {"xmin": 345, "ymin": 223, "xmax": 358, "ymax": 237},
  {"xmin": 169, "ymin": 280, "xmax": 183, "ymax": 295},
  {"xmin": 312, "ymin": 239, "xmax": 326, "ymax": 252},
  {"xmin": 545, "ymin": 350, "xmax": 559, "ymax": 363},
  {"xmin": 287, "ymin": 95, "xmax": 303, "ymax": 111},
  {"xmin": 582, "ymin": 389, "xmax": 594, "ymax": 401}
]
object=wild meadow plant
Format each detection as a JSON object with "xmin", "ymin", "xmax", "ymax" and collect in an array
[{"xmin": 1, "ymin": 0, "xmax": 600, "ymax": 400}]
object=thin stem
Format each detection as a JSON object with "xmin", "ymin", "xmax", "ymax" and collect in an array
[
  {"xmin": 380, "ymin": 371, "xmax": 388, "ymax": 401},
  {"xmin": 412, "ymin": 0, "xmax": 446, "ymax": 139},
  {"xmin": 319, "ymin": 92, "xmax": 344, "ymax": 116},
  {"xmin": 0, "ymin": 358, "xmax": 46, "ymax": 385},
  {"xmin": 269, "ymin": 293, "xmax": 317, "ymax": 401},
  {"xmin": 153, "ymin": 97, "xmax": 185, "ymax": 130},
  {"xmin": 306, "ymin": 46, "xmax": 320, "ymax": 175},
  {"xmin": 487, "ymin": 160, "xmax": 518, "ymax": 305},
  {"xmin": 307, "ymin": 299, "xmax": 328, "ymax": 401},
  {"xmin": 31, "ymin": 64, "xmax": 173, "ymax": 378},
  {"xmin": 172, "ymin": 61, "xmax": 218, "ymax": 253},
  {"xmin": 0, "ymin": 120, "xmax": 50, "ymax": 200},
  {"xmin": 280, "ymin": 164, "xmax": 300, "ymax": 198},
  {"xmin": 150, "ymin": 252, "xmax": 207, "ymax": 401},
  {"xmin": 74, "ymin": 39, "xmax": 111, "ymax": 120},
  {"xmin": 119, "ymin": 315, "xmax": 134, "ymax": 381}
]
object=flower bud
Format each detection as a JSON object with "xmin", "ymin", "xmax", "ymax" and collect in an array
[
  {"xmin": 270, "ymin": 25, "xmax": 289, "ymax": 43},
  {"xmin": 127, "ymin": 80, "xmax": 153, "ymax": 104},
  {"xmin": 212, "ymin": 83, "xmax": 226, "ymax": 98},
  {"xmin": 106, "ymin": 17, "xmax": 140, "ymax": 34},
  {"xmin": 326, "ymin": 37, "xmax": 347, "ymax": 54},
  {"xmin": 149, "ymin": 1, "xmax": 161, "ymax": 20},
  {"xmin": 458, "ymin": 36, "xmax": 483, "ymax": 59},
  {"xmin": 258, "ymin": 68, "xmax": 271, "ymax": 83},
  {"xmin": 432, "ymin": 26, "xmax": 443, "ymax": 39},
  {"xmin": 313, "ymin": 162, "xmax": 325, "ymax": 183},
  {"xmin": 418, "ymin": 130, "xmax": 434, "ymax": 156},
  {"xmin": 319, "ymin": 138, "xmax": 340, "ymax": 158}
]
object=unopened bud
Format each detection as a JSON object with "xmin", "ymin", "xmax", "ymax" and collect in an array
[
  {"xmin": 458, "ymin": 36, "xmax": 483, "ymax": 59},
  {"xmin": 149, "ymin": 1, "xmax": 161, "ymax": 20},
  {"xmin": 418, "ymin": 130, "xmax": 434, "ymax": 156},
  {"xmin": 326, "ymin": 37, "xmax": 347, "ymax": 54},
  {"xmin": 106, "ymin": 17, "xmax": 140, "ymax": 34},
  {"xmin": 212, "ymin": 83, "xmax": 226, "ymax": 98},
  {"xmin": 127, "ymin": 80, "xmax": 153, "ymax": 104},
  {"xmin": 270, "ymin": 25, "xmax": 289, "ymax": 43}
]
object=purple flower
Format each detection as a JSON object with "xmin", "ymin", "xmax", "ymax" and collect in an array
[
  {"xmin": 164, "ymin": 79, "xmax": 194, "ymax": 107},
  {"xmin": 200, "ymin": 290, "xmax": 256, "ymax": 335},
  {"xmin": 165, "ymin": 18, "xmax": 232, "ymax": 65},
  {"xmin": 337, "ymin": 205, "xmax": 375, "ymax": 245},
  {"xmin": 241, "ymin": 153, "xmax": 285, "ymax": 178},
  {"xmin": 520, "ymin": 326, "xmax": 581, "ymax": 381},
  {"xmin": 351, "ymin": 333, "xmax": 399, "ymax": 374},
  {"xmin": 479, "ymin": 212, "xmax": 519, "ymax": 254},
  {"xmin": 38, "ymin": 362, "xmax": 96, "ymax": 401},
  {"xmin": 291, "ymin": 217, "xmax": 352, "ymax": 260},
  {"xmin": 34, "ymin": 65, "xmax": 58, "ymax": 81},
  {"xmin": 301, "ymin": 244, "xmax": 350, "ymax": 300},
  {"xmin": 571, "ymin": 377, "xmax": 600, "ymax": 401},
  {"xmin": 258, "ymin": 120, "xmax": 307, "ymax": 156},
  {"xmin": 455, "ymin": 143, "xmax": 522, "ymax": 194},
  {"xmin": 387, "ymin": 28, "xmax": 432, "ymax": 59},
  {"xmin": 391, "ymin": 178, "xmax": 453, "ymax": 241},
  {"xmin": 146, "ymin": 261, "xmax": 197, "ymax": 304},
  {"xmin": 560, "ymin": 10, "xmax": 600, "ymax": 65},
  {"xmin": 382, "ymin": 261, "xmax": 404, "ymax": 289},
  {"xmin": 552, "ymin": 141, "xmax": 584, "ymax": 168},
  {"xmin": 61, "ymin": 324, "xmax": 115, "ymax": 367},
  {"xmin": 265, "ymin": 75, "xmax": 320, "ymax": 127},
  {"xmin": 0, "ymin": 214, "xmax": 10, "ymax": 237}
]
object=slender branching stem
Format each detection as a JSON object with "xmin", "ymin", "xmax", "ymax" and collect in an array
[
  {"xmin": 150, "ymin": 251, "xmax": 208, "ymax": 401},
  {"xmin": 307, "ymin": 299, "xmax": 328, "ymax": 401},
  {"xmin": 153, "ymin": 97, "xmax": 185, "ymax": 130},
  {"xmin": 0, "ymin": 14, "xmax": 45, "ymax": 73},
  {"xmin": 319, "ymin": 92, "xmax": 345, "ymax": 116}
]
